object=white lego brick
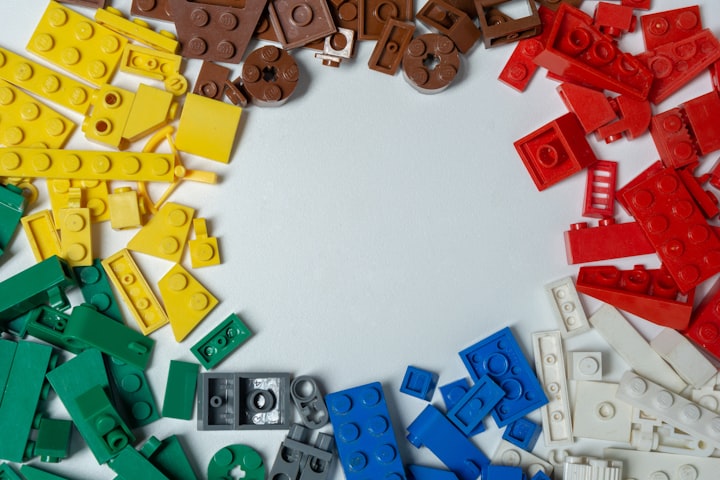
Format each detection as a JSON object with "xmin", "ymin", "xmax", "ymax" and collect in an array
[
  {"xmin": 568, "ymin": 351, "xmax": 602, "ymax": 381},
  {"xmin": 545, "ymin": 277, "xmax": 590, "ymax": 338},
  {"xmin": 572, "ymin": 381, "xmax": 632, "ymax": 443},
  {"xmin": 532, "ymin": 331, "xmax": 572, "ymax": 446},
  {"xmin": 616, "ymin": 370, "xmax": 720, "ymax": 450},
  {"xmin": 606, "ymin": 447, "xmax": 720, "ymax": 480},
  {"xmin": 589, "ymin": 304, "xmax": 686, "ymax": 393},
  {"xmin": 563, "ymin": 456, "xmax": 622, "ymax": 480},
  {"xmin": 491, "ymin": 439, "xmax": 554, "ymax": 478},
  {"xmin": 650, "ymin": 327, "xmax": 718, "ymax": 388}
]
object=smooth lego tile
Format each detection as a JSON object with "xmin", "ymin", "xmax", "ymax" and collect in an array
[
  {"xmin": 502, "ymin": 417, "xmax": 541, "ymax": 452},
  {"xmin": 174, "ymin": 93, "xmax": 242, "ymax": 163},
  {"xmin": 162, "ymin": 360, "xmax": 199, "ymax": 420},
  {"xmin": 650, "ymin": 327, "xmax": 717, "ymax": 388},
  {"xmin": 34, "ymin": 417, "xmax": 73, "ymax": 463},
  {"xmin": 572, "ymin": 381, "xmax": 632, "ymax": 443}
]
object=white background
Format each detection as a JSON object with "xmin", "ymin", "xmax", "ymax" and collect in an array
[{"xmin": 1, "ymin": 0, "xmax": 719, "ymax": 478}]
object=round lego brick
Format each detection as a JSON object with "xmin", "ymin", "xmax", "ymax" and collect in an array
[
  {"xmin": 207, "ymin": 444, "xmax": 265, "ymax": 480},
  {"xmin": 241, "ymin": 45, "xmax": 299, "ymax": 107},
  {"xmin": 402, "ymin": 33, "xmax": 460, "ymax": 94}
]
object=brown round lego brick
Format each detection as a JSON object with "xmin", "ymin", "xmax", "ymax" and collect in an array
[
  {"xmin": 402, "ymin": 33, "xmax": 460, "ymax": 94},
  {"xmin": 241, "ymin": 45, "xmax": 299, "ymax": 107}
]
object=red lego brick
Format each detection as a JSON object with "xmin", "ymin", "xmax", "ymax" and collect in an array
[
  {"xmin": 583, "ymin": 160, "xmax": 617, "ymax": 219},
  {"xmin": 534, "ymin": 4, "xmax": 653, "ymax": 101},
  {"xmin": 595, "ymin": 93, "xmax": 652, "ymax": 143},
  {"xmin": 576, "ymin": 264, "xmax": 695, "ymax": 330},
  {"xmin": 268, "ymin": 0, "xmax": 337, "ymax": 49},
  {"xmin": 637, "ymin": 29, "xmax": 720, "ymax": 105},
  {"xmin": 622, "ymin": 0, "xmax": 650, "ymax": 10},
  {"xmin": 684, "ymin": 276, "xmax": 720, "ymax": 361},
  {"xmin": 650, "ymin": 108, "xmax": 698, "ymax": 169},
  {"xmin": 358, "ymin": 0, "xmax": 412, "ymax": 40},
  {"xmin": 402, "ymin": 33, "xmax": 460, "ymax": 94},
  {"xmin": 593, "ymin": 2, "xmax": 636, "ymax": 38},
  {"xmin": 711, "ymin": 60, "xmax": 720, "ymax": 94},
  {"xmin": 514, "ymin": 112, "xmax": 598, "ymax": 191},
  {"xmin": 240, "ymin": 46, "xmax": 299, "ymax": 106},
  {"xmin": 557, "ymin": 83, "xmax": 618, "ymax": 134},
  {"xmin": 132, "ymin": 0, "xmax": 172, "ymax": 21},
  {"xmin": 476, "ymin": 0, "xmax": 541, "ymax": 48},
  {"xmin": 683, "ymin": 90, "xmax": 720, "ymax": 156},
  {"xmin": 564, "ymin": 219, "xmax": 655, "ymax": 264},
  {"xmin": 368, "ymin": 19, "xmax": 414, "ymax": 75},
  {"xmin": 640, "ymin": 6, "xmax": 702, "ymax": 51},
  {"xmin": 417, "ymin": 0, "xmax": 480, "ymax": 54},
  {"xmin": 618, "ymin": 161, "xmax": 720, "ymax": 294}
]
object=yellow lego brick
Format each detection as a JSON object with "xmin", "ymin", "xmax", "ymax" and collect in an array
[
  {"xmin": 120, "ymin": 44, "xmax": 182, "ymax": 82},
  {"xmin": 189, "ymin": 218, "xmax": 221, "ymax": 268},
  {"xmin": 0, "ymin": 148, "xmax": 176, "ymax": 182},
  {"xmin": 27, "ymin": 1, "xmax": 127, "ymax": 87},
  {"xmin": 108, "ymin": 187, "xmax": 144, "ymax": 230},
  {"xmin": 158, "ymin": 263, "xmax": 218, "ymax": 341},
  {"xmin": 0, "ymin": 80, "xmax": 75, "ymax": 149},
  {"xmin": 83, "ymin": 85, "xmax": 135, "ymax": 150},
  {"xmin": 0, "ymin": 47, "xmax": 96, "ymax": 115},
  {"xmin": 174, "ymin": 93, "xmax": 242, "ymax": 163},
  {"xmin": 95, "ymin": 7, "xmax": 179, "ymax": 54},
  {"xmin": 21, "ymin": 209, "xmax": 61, "ymax": 262},
  {"xmin": 123, "ymin": 84, "xmax": 177, "ymax": 143},
  {"xmin": 102, "ymin": 249, "xmax": 169, "ymax": 335},
  {"xmin": 58, "ymin": 206, "xmax": 92, "ymax": 267},
  {"xmin": 127, "ymin": 202, "xmax": 194, "ymax": 263},
  {"xmin": 47, "ymin": 179, "xmax": 110, "ymax": 224}
]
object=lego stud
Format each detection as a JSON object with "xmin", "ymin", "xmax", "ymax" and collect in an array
[
  {"xmin": 578, "ymin": 356, "xmax": 599, "ymax": 376},
  {"xmin": 48, "ymin": 8, "xmax": 69, "ymax": 27},
  {"xmin": 188, "ymin": 37, "xmax": 208, "ymax": 55},
  {"xmin": 595, "ymin": 401, "xmax": 615, "ymax": 420},
  {"xmin": 75, "ymin": 21, "xmax": 95, "ymax": 41},
  {"xmin": 347, "ymin": 451, "xmax": 368, "ymax": 471},
  {"xmin": 0, "ymin": 85, "xmax": 14, "ymax": 104},
  {"xmin": 680, "ymin": 404, "xmax": 702, "ymax": 422},
  {"xmin": 676, "ymin": 465, "xmax": 698, "ymax": 480},
  {"xmin": 190, "ymin": 8, "xmax": 210, "ymax": 27},
  {"xmin": 373, "ymin": 2, "xmax": 399, "ymax": 22},
  {"xmin": 290, "ymin": 4, "xmax": 314, "ymax": 26},
  {"xmin": 654, "ymin": 390, "xmax": 674, "ymax": 409},
  {"xmin": 338, "ymin": 1, "xmax": 357, "ymax": 21}
]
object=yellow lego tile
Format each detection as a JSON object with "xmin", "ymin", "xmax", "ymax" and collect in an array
[
  {"xmin": 108, "ymin": 187, "xmax": 144, "ymax": 230},
  {"xmin": 123, "ymin": 84, "xmax": 177, "ymax": 143},
  {"xmin": 0, "ymin": 80, "xmax": 75, "ymax": 149},
  {"xmin": 47, "ymin": 179, "xmax": 110, "ymax": 224},
  {"xmin": 20, "ymin": 209, "xmax": 61, "ymax": 262},
  {"xmin": 0, "ymin": 47, "xmax": 96, "ymax": 115},
  {"xmin": 174, "ymin": 93, "xmax": 242, "ymax": 163},
  {"xmin": 189, "ymin": 218, "xmax": 221, "ymax": 268},
  {"xmin": 0, "ymin": 148, "xmax": 176, "ymax": 182},
  {"xmin": 158, "ymin": 263, "xmax": 218, "ymax": 341},
  {"xmin": 127, "ymin": 202, "xmax": 194, "ymax": 263},
  {"xmin": 120, "ymin": 44, "xmax": 182, "ymax": 82},
  {"xmin": 102, "ymin": 248, "xmax": 169, "ymax": 335},
  {"xmin": 58, "ymin": 206, "xmax": 92, "ymax": 267},
  {"xmin": 27, "ymin": 1, "xmax": 127, "ymax": 87},
  {"xmin": 95, "ymin": 7, "xmax": 179, "ymax": 54},
  {"xmin": 83, "ymin": 84, "xmax": 135, "ymax": 150}
]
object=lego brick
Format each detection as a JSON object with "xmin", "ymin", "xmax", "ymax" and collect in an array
[
  {"xmin": 417, "ymin": 0, "xmax": 480, "ymax": 53},
  {"xmin": 157, "ymin": 263, "xmax": 218, "ymax": 341},
  {"xmin": 108, "ymin": 187, "xmax": 145, "ymax": 231},
  {"xmin": 131, "ymin": 0, "xmax": 172, "ymax": 21},
  {"xmin": 58, "ymin": 206, "xmax": 93, "ymax": 267},
  {"xmin": 326, "ymin": 382, "xmax": 406, "ymax": 480},
  {"xmin": 640, "ymin": 5, "xmax": 702, "ymax": 51},
  {"xmin": 240, "ymin": 46, "xmax": 299, "ymax": 107},
  {"xmin": 650, "ymin": 107, "xmax": 698, "ymax": 169},
  {"xmin": 683, "ymin": 90, "xmax": 720, "ymax": 157},
  {"xmin": 197, "ymin": 372, "xmax": 235, "ymax": 430},
  {"xmin": 20, "ymin": 210, "xmax": 61, "ymax": 262},
  {"xmin": 358, "ymin": 0, "xmax": 412, "ymax": 40},
  {"xmin": 0, "ymin": 338, "xmax": 18, "ymax": 406},
  {"xmin": 207, "ymin": 444, "xmax": 265, "ymax": 480},
  {"xmin": 563, "ymin": 456, "xmax": 622, "ymax": 480},
  {"xmin": 368, "ymin": 19, "xmax": 415, "ymax": 76},
  {"xmin": 27, "ymin": 1, "xmax": 127, "ymax": 87},
  {"xmin": 484, "ymin": 465, "xmax": 524, "ymax": 480},
  {"xmin": 490, "ymin": 439, "xmax": 553, "ymax": 477},
  {"xmin": 588, "ymin": 304, "xmax": 687, "ymax": 393},
  {"xmin": 531, "ymin": 331, "xmax": 572, "ymax": 447},
  {"xmin": 501, "ymin": 417, "xmax": 541, "ymax": 452},
  {"xmin": 400, "ymin": 365, "xmax": 438, "ymax": 401},
  {"xmin": 563, "ymin": 220, "xmax": 655, "ymax": 264},
  {"xmin": 94, "ymin": 7, "xmax": 178, "ymax": 53},
  {"xmin": 513, "ymin": 112, "xmax": 598, "ymax": 191},
  {"xmin": 572, "ymin": 381, "xmax": 632, "ymax": 442},
  {"xmin": 268, "ymin": 0, "xmax": 336, "ymax": 49},
  {"xmin": 446, "ymin": 375, "xmax": 503, "ymax": 435},
  {"xmin": 650, "ymin": 327, "xmax": 716, "ymax": 389},
  {"xmin": 595, "ymin": 93, "xmax": 652, "ymax": 143},
  {"xmin": 120, "ymin": 44, "xmax": 182, "ymax": 82},
  {"xmin": 82, "ymin": 84, "xmax": 134, "ymax": 150},
  {"xmin": 162, "ymin": 360, "xmax": 199, "ymax": 420},
  {"xmin": 189, "ymin": 218, "xmax": 221, "ymax": 268},
  {"xmin": 577, "ymin": 264, "xmax": 694, "ymax": 331},
  {"xmin": 617, "ymin": 370, "xmax": 720, "ymax": 450},
  {"xmin": 190, "ymin": 313, "xmax": 252, "ymax": 369},
  {"xmin": 407, "ymin": 404, "xmax": 489, "ymax": 480},
  {"xmin": 593, "ymin": 2, "xmax": 635, "ymax": 38},
  {"xmin": 108, "ymin": 445, "xmax": 169, "ymax": 480},
  {"xmin": 127, "ymin": 202, "xmax": 194, "ymax": 263},
  {"xmin": 402, "ymin": 33, "xmax": 460, "ymax": 94},
  {"xmin": 106, "ymin": 356, "xmax": 160, "ymax": 428},
  {"xmin": 0, "ymin": 80, "xmax": 75, "ymax": 150},
  {"xmin": 175, "ymin": 93, "xmax": 242, "ymax": 162},
  {"xmin": 193, "ymin": 61, "xmax": 231, "ymax": 100},
  {"xmin": 270, "ymin": 424, "xmax": 335, "ymax": 480},
  {"xmin": 34, "ymin": 417, "xmax": 73, "ymax": 463},
  {"xmin": 0, "ymin": 183, "xmax": 25, "ymax": 255},
  {"xmin": 568, "ymin": 351, "xmax": 602, "ymax": 381},
  {"xmin": 0, "ymin": 255, "xmax": 75, "ymax": 321},
  {"xmin": 0, "ymin": 463, "xmax": 22, "ymax": 480},
  {"xmin": 544, "ymin": 276, "xmax": 589, "ymax": 338},
  {"xmin": 101, "ymin": 249, "xmax": 169, "ymax": 335},
  {"xmin": 458, "ymin": 326, "xmax": 548, "ymax": 427},
  {"xmin": 476, "ymin": 0, "xmax": 541, "ymax": 48},
  {"xmin": 74, "ymin": 259, "xmax": 124, "ymax": 323},
  {"xmin": 47, "ymin": 178, "xmax": 110, "ymax": 225},
  {"xmin": 290, "ymin": 375, "xmax": 329, "ymax": 429},
  {"xmin": 19, "ymin": 465, "xmax": 72, "ymax": 480},
  {"xmin": 583, "ymin": 160, "xmax": 617, "ymax": 219},
  {"xmin": 137, "ymin": 436, "xmax": 199, "ymax": 480},
  {"xmin": 123, "ymin": 84, "xmax": 177, "ymax": 143}
]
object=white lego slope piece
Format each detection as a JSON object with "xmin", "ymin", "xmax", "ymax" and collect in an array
[
  {"xmin": 545, "ymin": 277, "xmax": 590, "ymax": 338},
  {"xmin": 589, "ymin": 304, "xmax": 686, "ymax": 393},
  {"xmin": 563, "ymin": 456, "xmax": 622, "ymax": 480},
  {"xmin": 568, "ymin": 351, "xmax": 602, "ymax": 381},
  {"xmin": 491, "ymin": 439, "xmax": 554, "ymax": 477},
  {"xmin": 650, "ymin": 327, "xmax": 718, "ymax": 388},
  {"xmin": 606, "ymin": 447, "xmax": 720, "ymax": 480},
  {"xmin": 616, "ymin": 370, "xmax": 720, "ymax": 450},
  {"xmin": 572, "ymin": 381, "xmax": 632, "ymax": 443},
  {"xmin": 532, "ymin": 331, "xmax": 572, "ymax": 446}
]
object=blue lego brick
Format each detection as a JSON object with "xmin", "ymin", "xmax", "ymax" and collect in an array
[
  {"xmin": 446, "ymin": 375, "xmax": 503, "ymax": 435},
  {"xmin": 400, "ymin": 366, "xmax": 438, "ymax": 401},
  {"xmin": 530, "ymin": 471, "xmax": 551, "ymax": 480},
  {"xmin": 438, "ymin": 378, "xmax": 484, "ymax": 435},
  {"xmin": 458, "ymin": 327, "xmax": 548, "ymax": 427},
  {"xmin": 406, "ymin": 404, "xmax": 489, "ymax": 480},
  {"xmin": 325, "ymin": 382, "xmax": 406, "ymax": 480},
  {"xmin": 502, "ymin": 418, "xmax": 541, "ymax": 452},
  {"xmin": 484, "ymin": 465, "xmax": 526, "ymax": 480},
  {"xmin": 408, "ymin": 464, "xmax": 459, "ymax": 480}
]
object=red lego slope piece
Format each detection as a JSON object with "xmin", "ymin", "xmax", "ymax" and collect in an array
[
  {"xmin": 618, "ymin": 162, "xmax": 720, "ymax": 294},
  {"xmin": 514, "ymin": 112, "xmax": 598, "ymax": 191},
  {"xmin": 557, "ymin": 83, "xmax": 617, "ymax": 134},
  {"xmin": 683, "ymin": 90, "xmax": 720, "ymax": 156},
  {"xmin": 594, "ymin": 3, "xmax": 636, "ymax": 38},
  {"xmin": 576, "ymin": 264, "xmax": 695, "ymax": 330},
  {"xmin": 595, "ymin": 93, "xmax": 652, "ymax": 143},
  {"xmin": 640, "ymin": 6, "xmax": 702, "ymax": 51},
  {"xmin": 583, "ymin": 160, "xmax": 617, "ymax": 219},
  {"xmin": 534, "ymin": 3, "xmax": 654, "ymax": 101},
  {"xmin": 564, "ymin": 219, "xmax": 655, "ymax": 264},
  {"xmin": 684, "ymin": 277, "xmax": 720, "ymax": 361},
  {"xmin": 650, "ymin": 107, "xmax": 698, "ymax": 169}
]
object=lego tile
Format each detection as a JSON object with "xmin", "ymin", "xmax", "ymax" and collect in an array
[
  {"xmin": 563, "ymin": 220, "xmax": 655, "ymax": 264},
  {"xmin": 58, "ymin": 206, "xmax": 93, "ymax": 267},
  {"xmin": 417, "ymin": 0, "xmax": 480, "ymax": 53},
  {"xmin": 162, "ymin": 360, "xmax": 199, "ymax": 420},
  {"xmin": 290, "ymin": 375, "xmax": 330, "ymax": 429},
  {"xmin": 207, "ymin": 444, "xmax": 265, "ymax": 480},
  {"xmin": 476, "ymin": 0, "xmax": 541, "ymax": 48},
  {"xmin": 650, "ymin": 328, "xmax": 717, "ymax": 389},
  {"xmin": 502, "ymin": 418, "xmax": 541, "ymax": 452},
  {"xmin": 157, "ymin": 263, "xmax": 218, "ymax": 341},
  {"xmin": 108, "ymin": 187, "xmax": 145, "ymax": 231},
  {"xmin": 446, "ymin": 375, "xmax": 503, "ymax": 435},
  {"xmin": 94, "ymin": 7, "xmax": 178, "ymax": 53},
  {"xmin": 74, "ymin": 259, "xmax": 124, "ymax": 323},
  {"xmin": 175, "ymin": 93, "xmax": 242, "ymax": 163},
  {"xmin": 18, "ymin": 465, "xmax": 72, "ymax": 480},
  {"xmin": 402, "ymin": 33, "xmax": 461, "ymax": 94},
  {"xmin": 490, "ymin": 439, "xmax": 553, "ymax": 477},
  {"xmin": 197, "ymin": 372, "xmax": 235, "ymax": 430},
  {"xmin": 120, "ymin": 44, "xmax": 182, "ymax": 82},
  {"xmin": 399, "ymin": 365, "xmax": 438, "ymax": 401},
  {"xmin": 106, "ymin": 356, "xmax": 160, "ymax": 428},
  {"xmin": 20, "ymin": 210, "xmax": 60, "ymax": 262},
  {"xmin": 0, "ymin": 338, "xmax": 18, "ymax": 406},
  {"xmin": 640, "ymin": 5, "xmax": 702, "ymax": 51},
  {"xmin": 127, "ymin": 202, "xmax": 194, "ymax": 263},
  {"xmin": 190, "ymin": 313, "xmax": 252, "ymax": 369},
  {"xmin": 188, "ymin": 218, "xmax": 221, "ymax": 268},
  {"xmin": 108, "ymin": 445, "xmax": 169, "ymax": 480},
  {"xmin": 240, "ymin": 46, "xmax": 299, "ymax": 107},
  {"xmin": 34, "ymin": 417, "xmax": 73, "ymax": 463},
  {"xmin": 568, "ymin": 351, "xmax": 602, "ymax": 381},
  {"xmin": 544, "ymin": 276, "xmax": 589, "ymax": 338},
  {"xmin": 268, "ymin": 0, "xmax": 337, "ymax": 49},
  {"xmin": 572, "ymin": 381, "xmax": 632, "ymax": 443},
  {"xmin": 358, "ymin": 0, "xmax": 412, "ymax": 40},
  {"xmin": 368, "ymin": 19, "xmax": 414, "ymax": 76},
  {"xmin": 531, "ymin": 331, "xmax": 572, "ymax": 447},
  {"xmin": 137, "ymin": 436, "xmax": 199, "ymax": 480}
]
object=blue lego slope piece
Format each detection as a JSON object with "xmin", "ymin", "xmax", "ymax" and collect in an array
[
  {"xmin": 406, "ymin": 404, "xmax": 489, "ymax": 480},
  {"xmin": 458, "ymin": 326, "xmax": 548, "ymax": 427},
  {"xmin": 502, "ymin": 418, "xmax": 541, "ymax": 452},
  {"xmin": 438, "ymin": 378, "xmax": 484, "ymax": 435},
  {"xmin": 408, "ymin": 464, "xmax": 459, "ymax": 480},
  {"xmin": 325, "ymin": 382, "xmax": 406, "ymax": 480},
  {"xmin": 400, "ymin": 366, "xmax": 438, "ymax": 401},
  {"xmin": 446, "ymin": 375, "xmax": 503, "ymax": 435}
]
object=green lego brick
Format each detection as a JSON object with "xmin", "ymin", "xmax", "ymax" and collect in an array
[
  {"xmin": 0, "ymin": 462, "xmax": 23, "ymax": 480},
  {"xmin": 34, "ymin": 417, "xmax": 73, "ymax": 463},
  {"xmin": 139, "ymin": 436, "xmax": 199, "ymax": 480},
  {"xmin": 19, "ymin": 465, "xmax": 72, "ymax": 480},
  {"xmin": 0, "ymin": 255, "xmax": 75, "ymax": 321},
  {"xmin": 106, "ymin": 356, "xmax": 160, "ymax": 428},
  {"xmin": 0, "ymin": 340, "xmax": 54, "ymax": 462},
  {"xmin": 0, "ymin": 183, "xmax": 26, "ymax": 254},
  {"xmin": 73, "ymin": 260, "xmax": 124, "ymax": 323},
  {"xmin": 109, "ymin": 446, "xmax": 169, "ymax": 480},
  {"xmin": 190, "ymin": 314, "xmax": 252, "ymax": 369},
  {"xmin": 0, "ymin": 338, "xmax": 18, "ymax": 406},
  {"xmin": 162, "ymin": 360, "xmax": 199, "ymax": 420}
]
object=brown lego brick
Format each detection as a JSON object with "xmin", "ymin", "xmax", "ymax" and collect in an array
[
  {"xmin": 444, "ymin": 0, "xmax": 477, "ymax": 19},
  {"xmin": 169, "ymin": 0, "xmax": 268, "ymax": 63},
  {"xmin": 417, "ymin": 0, "xmax": 481, "ymax": 53},
  {"xmin": 402, "ymin": 33, "xmax": 461, "ymax": 94},
  {"xmin": 241, "ymin": 45, "xmax": 299, "ymax": 106},
  {"xmin": 476, "ymin": 0, "xmax": 542, "ymax": 48},
  {"xmin": 58, "ymin": 0, "xmax": 107, "ymax": 7},
  {"xmin": 368, "ymin": 18, "xmax": 415, "ymax": 75},
  {"xmin": 131, "ymin": 0, "xmax": 173, "ymax": 21},
  {"xmin": 536, "ymin": 0, "xmax": 582, "ymax": 12},
  {"xmin": 329, "ymin": 0, "xmax": 359, "ymax": 31},
  {"xmin": 358, "ymin": 0, "xmax": 413, "ymax": 40},
  {"xmin": 268, "ymin": 0, "xmax": 337, "ymax": 49},
  {"xmin": 193, "ymin": 61, "xmax": 232, "ymax": 100}
]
